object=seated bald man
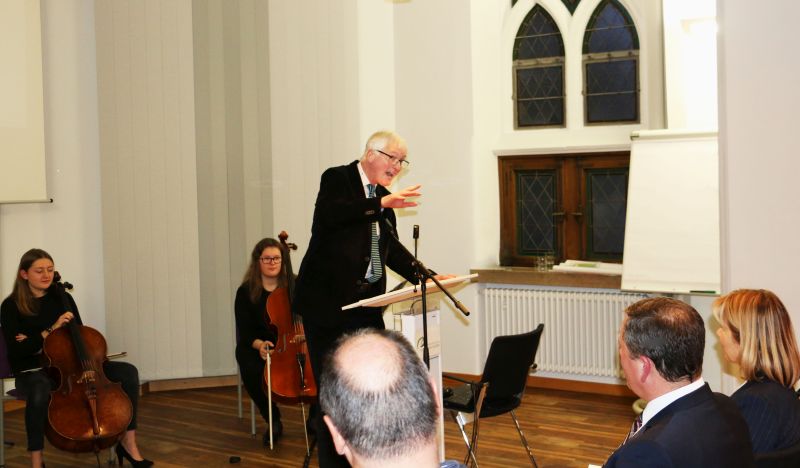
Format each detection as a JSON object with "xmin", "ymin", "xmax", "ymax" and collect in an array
[{"xmin": 319, "ymin": 328, "xmax": 465, "ymax": 468}]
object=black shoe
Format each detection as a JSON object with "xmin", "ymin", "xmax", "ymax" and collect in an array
[
  {"xmin": 115, "ymin": 443, "xmax": 154, "ymax": 467},
  {"xmin": 263, "ymin": 419, "xmax": 283, "ymax": 446}
]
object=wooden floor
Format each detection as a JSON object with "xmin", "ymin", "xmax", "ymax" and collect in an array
[{"xmin": 1, "ymin": 386, "xmax": 635, "ymax": 467}]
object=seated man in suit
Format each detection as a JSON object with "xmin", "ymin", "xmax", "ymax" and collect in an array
[
  {"xmin": 605, "ymin": 297, "xmax": 754, "ymax": 468},
  {"xmin": 319, "ymin": 328, "xmax": 465, "ymax": 468}
]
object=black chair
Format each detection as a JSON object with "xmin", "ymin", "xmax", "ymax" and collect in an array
[
  {"xmin": 0, "ymin": 327, "xmax": 23, "ymax": 467},
  {"xmin": 755, "ymin": 441, "xmax": 800, "ymax": 468},
  {"xmin": 234, "ymin": 327, "xmax": 258, "ymax": 438},
  {"xmin": 443, "ymin": 324, "xmax": 544, "ymax": 468}
]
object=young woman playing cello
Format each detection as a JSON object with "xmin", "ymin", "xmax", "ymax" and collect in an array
[
  {"xmin": 234, "ymin": 238, "xmax": 287, "ymax": 445},
  {"xmin": 0, "ymin": 248, "xmax": 152, "ymax": 468}
]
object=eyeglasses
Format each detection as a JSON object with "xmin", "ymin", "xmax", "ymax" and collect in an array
[
  {"xmin": 375, "ymin": 149, "xmax": 410, "ymax": 168},
  {"xmin": 259, "ymin": 256, "xmax": 282, "ymax": 265}
]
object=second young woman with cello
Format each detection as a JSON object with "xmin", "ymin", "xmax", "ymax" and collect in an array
[{"xmin": 234, "ymin": 238, "xmax": 288, "ymax": 445}]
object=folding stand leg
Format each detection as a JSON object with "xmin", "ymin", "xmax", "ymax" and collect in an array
[{"xmin": 450, "ymin": 412, "xmax": 479, "ymax": 468}]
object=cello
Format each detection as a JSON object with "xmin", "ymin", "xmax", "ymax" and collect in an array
[
  {"xmin": 262, "ymin": 231, "xmax": 316, "ymax": 453},
  {"xmin": 42, "ymin": 273, "xmax": 133, "ymax": 454}
]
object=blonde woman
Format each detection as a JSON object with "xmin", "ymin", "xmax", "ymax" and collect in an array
[{"xmin": 714, "ymin": 289, "xmax": 800, "ymax": 454}]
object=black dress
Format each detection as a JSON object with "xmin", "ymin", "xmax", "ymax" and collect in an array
[{"xmin": 732, "ymin": 379, "xmax": 800, "ymax": 453}]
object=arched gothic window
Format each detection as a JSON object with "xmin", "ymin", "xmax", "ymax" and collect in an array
[
  {"xmin": 582, "ymin": 0, "xmax": 639, "ymax": 124},
  {"xmin": 513, "ymin": 5, "xmax": 565, "ymax": 128}
]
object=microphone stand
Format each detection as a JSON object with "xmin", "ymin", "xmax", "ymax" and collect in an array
[{"xmin": 382, "ymin": 219, "xmax": 469, "ymax": 369}]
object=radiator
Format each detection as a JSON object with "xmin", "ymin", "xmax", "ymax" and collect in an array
[{"xmin": 482, "ymin": 287, "xmax": 649, "ymax": 379}]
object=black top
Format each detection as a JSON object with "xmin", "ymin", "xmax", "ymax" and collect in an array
[
  {"xmin": 732, "ymin": 379, "xmax": 800, "ymax": 454},
  {"xmin": 234, "ymin": 284, "xmax": 278, "ymax": 358},
  {"xmin": 1, "ymin": 291, "xmax": 83, "ymax": 374}
]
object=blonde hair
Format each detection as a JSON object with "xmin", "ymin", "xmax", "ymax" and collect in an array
[{"xmin": 713, "ymin": 289, "xmax": 800, "ymax": 387}]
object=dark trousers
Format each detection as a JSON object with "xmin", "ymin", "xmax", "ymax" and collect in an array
[
  {"xmin": 305, "ymin": 307, "xmax": 385, "ymax": 468},
  {"xmin": 14, "ymin": 361, "xmax": 140, "ymax": 452},
  {"xmin": 236, "ymin": 350, "xmax": 282, "ymax": 426}
]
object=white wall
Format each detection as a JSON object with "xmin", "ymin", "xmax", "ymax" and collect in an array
[
  {"xmin": 662, "ymin": 0, "xmax": 717, "ymax": 130},
  {"xmin": 0, "ymin": 0, "xmax": 105, "ymax": 329},
  {"xmin": 391, "ymin": 0, "xmax": 478, "ymax": 373},
  {"xmin": 717, "ymin": 0, "xmax": 800, "ymax": 392},
  {"xmin": 268, "ymin": 0, "xmax": 365, "ymax": 256}
]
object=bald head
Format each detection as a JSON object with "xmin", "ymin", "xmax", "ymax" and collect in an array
[
  {"xmin": 332, "ymin": 332, "xmax": 404, "ymax": 393},
  {"xmin": 319, "ymin": 328, "xmax": 438, "ymax": 461}
]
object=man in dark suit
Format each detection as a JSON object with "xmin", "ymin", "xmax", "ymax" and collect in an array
[
  {"xmin": 294, "ymin": 130, "xmax": 424, "ymax": 467},
  {"xmin": 605, "ymin": 297, "xmax": 754, "ymax": 468}
]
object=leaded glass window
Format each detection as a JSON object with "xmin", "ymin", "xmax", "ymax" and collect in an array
[
  {"xmin": 517, "ymin": 170, "xmax": 557, "ymax": 255},
  {"xmin": 499, "ymin": 153, "xmax": 629, "ymax": 267},
  {"xmin": 583, "ymin": 0, "xmax": 639, "ymax": 124},
  {"xmin": 586, "ymin": 168, "xmax": 628, "ymax": 258},
  {"xmin": 513, "ymin": 5, "xmax": 565, "ymax": 128}
]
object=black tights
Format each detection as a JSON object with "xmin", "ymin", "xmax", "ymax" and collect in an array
[
  {"xmin": 14, "ymin": 361, "xmax": 140, "ymax": 452},
  {"xmin": 237, "ymin": 352, "xmax": 282, "ymax": 426}
]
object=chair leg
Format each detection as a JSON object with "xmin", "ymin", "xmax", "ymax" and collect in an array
[
  {"xmin": 1, "ymin": 394, "xmax": 4, "ymax": 468},
  {"xmin": 250, "ymin": 398, "xmax": 257, "ymax": 437},
  {"xmin": 237, "ymin": 371, "xmax": 243, "ymax": 419},
  {"xmin": 510, "ymin": 410, "xmax": 538, "ymax": 468}
]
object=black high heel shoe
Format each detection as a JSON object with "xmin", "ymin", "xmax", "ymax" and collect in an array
[{"xmin": 115, "ymin": 442, "xmax": 154, "ymax": 467}]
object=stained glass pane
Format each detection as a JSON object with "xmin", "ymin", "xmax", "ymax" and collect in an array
[
  {"xmin": 514, "ymin": 6, "xmax": 564, "ymax": 60},
  {"xmin": 583, "ymin": 0, "xmax": 639, "ymax": 125},
  {"xmin": 587, "ymin": 169, "xmax": 628, "ymax": 256},
  {"xmin": 517, "ymin": 171, "xmax": 556, "ymax": 255},
  {"xmin": 585, "ymin": 60, "xmax": 638, "ymax": 122},
  {"xmin": 583, "ymin": 0, "xmax": 638, "ymax": 53},
  {"xmin": 516, "ymin": 66, "xmax": 564, "ymax": 127},
  {"xmin": 561, "ymin": 0, "xmax": 581, "ymax": 15},
  {"xmin": 586, "ymin": 60, "xmax": 636, "ymax": 93}
]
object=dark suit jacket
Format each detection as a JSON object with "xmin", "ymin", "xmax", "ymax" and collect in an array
[
  {"xmin": 293, "ymin": 160, "xmax": 418, "ymax": 327},
  {"xmin": 605, "ymin": 384, "xmax": 754, "ymax": 468},
  {"xmin": 732, "ymin": 379, "xmax": 800, "ymax": 454}
]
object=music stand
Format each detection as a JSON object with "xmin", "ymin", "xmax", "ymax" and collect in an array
[{"xmin": 343, "ymin": 273, "xmax": 475, "ymax": 366}]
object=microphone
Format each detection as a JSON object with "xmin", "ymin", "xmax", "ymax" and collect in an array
[
  {"xmin": 413, "ymin": 225, "xmax": 419, "ymax": 239},
  {"xmin": 381, "ymin": 217, "xmax": 399, "ymax": 240}
]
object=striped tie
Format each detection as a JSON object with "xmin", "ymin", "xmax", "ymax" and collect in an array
[
  {"xmin": 621, "ymin": 414, "xmax": 643, "ymax": 446},
  {"xmin": 367, "ymin": 184, "xmax": 383, "ymax": 283}
]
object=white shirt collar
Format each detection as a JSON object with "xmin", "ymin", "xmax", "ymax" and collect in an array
[
  {"xmin": 357, "ymin": 161, "xmax": 371, "ymax": 196},
  {"xmin": 641, "ymin": 377, "xmax": 705, "ymax": 427}
]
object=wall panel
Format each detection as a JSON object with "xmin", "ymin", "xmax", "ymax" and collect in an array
[{"xmin": 95, "ymin": 0, "xmax": 202, "ymax": 380}]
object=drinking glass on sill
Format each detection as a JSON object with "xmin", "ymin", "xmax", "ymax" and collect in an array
[
  {"xmin": 536, "ymin": 255, "xmax": 547, "ymax": 272},
  {"xmin": 544, "ymin": 251, "xmax": 555, "ymax": 270}
]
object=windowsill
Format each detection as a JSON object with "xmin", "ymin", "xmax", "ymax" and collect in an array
[{"xmin": 470, "ymin": 266, "xmax": 622, "ymax": 289}]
